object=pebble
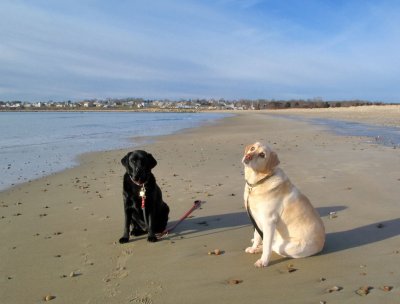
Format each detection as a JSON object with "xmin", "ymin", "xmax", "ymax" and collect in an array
[{"xmin": 227, "ymin": 279, "xmax": 243, "ymax": 285}]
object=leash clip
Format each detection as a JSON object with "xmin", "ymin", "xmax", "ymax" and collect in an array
[
  {"xmin": 140, "ymin": 185, "xmax": 146, "ymax": 209},
  {"xmin": 139, "ymin": 185, "xmax": 146, "ymax": 198}
]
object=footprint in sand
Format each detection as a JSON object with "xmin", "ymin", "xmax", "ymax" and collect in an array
[{"xmin": 103, "ymin": 247, "xmax": 134, "ymax": 296}]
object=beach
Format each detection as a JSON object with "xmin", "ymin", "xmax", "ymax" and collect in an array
[{"xmin": 1, "ymin": 106, "xmax": 399, "ymax": 304}]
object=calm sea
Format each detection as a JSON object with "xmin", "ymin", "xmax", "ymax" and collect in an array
[
  {"xmin": 0, "ymin": 111, "xmax": 231, "ymax": 191},
  {"xmin": 267, "ymin": 114, "xmax": 400, "ymax": 148}
]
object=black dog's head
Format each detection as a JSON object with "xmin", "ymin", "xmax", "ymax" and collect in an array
[{"xmin": 121, "ymin": 150, "xmax": 157, "ymax": 185}]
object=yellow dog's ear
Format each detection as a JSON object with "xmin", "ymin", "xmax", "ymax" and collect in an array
[{"xmin": 265, "ymin": 151, "xmax": 280, "ymax": 172}]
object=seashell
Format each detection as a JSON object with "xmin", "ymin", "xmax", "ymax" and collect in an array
[
  {"xmin": 287, "ymin": 264, "xmax": 297, "ymax": 273},
  {"xmin": 69, "ymin": 271, "xmax": 80, "ymax": 277},
  {"xmin": 355, "ymin": 286, "xmax": 373, "ymax": 296},
  {"xmin": 326, "ymin": 286, "xmax": 342, "ymax": 293},
  {"xmin": 43, "ymin": 295, "xmax": 56, "ymax": 301},
  {"xmin": 227, "ymin": 279, "xmax": 243, "ymax": 285},
  {"xmin": 208, "ymin": 249, "xmax": 223, "ymax": 255},
  {"xmin": 380, "ymin": 286, "xmax": 392, "ymax": 292}
]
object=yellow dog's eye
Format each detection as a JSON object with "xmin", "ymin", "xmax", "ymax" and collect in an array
[
  {"xmin": 259, "ymin": 152, "xmax": 265, "ymax": 158},
  {"xmin": 250, "ymin": 146, "xmax": 255, "ymax": 151}
]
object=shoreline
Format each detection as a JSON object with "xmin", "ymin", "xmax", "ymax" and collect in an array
[
  {"xmin": 266, "ymin": 105, "xmax": 400, "ymax": 127},
  {"xmin": 1, "ymin": 109, "xmax": 399, "ymax": 303},
  {"xmin": 0, "ymin": 112, "xmax": 232, "ymax": 193}
]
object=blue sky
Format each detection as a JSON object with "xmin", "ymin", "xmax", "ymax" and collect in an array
[{"xmin": 1, "ymin": 0, "xmax": 400, "ymax": 102}]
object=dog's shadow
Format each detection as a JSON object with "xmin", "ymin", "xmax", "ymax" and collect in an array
[
  {"xmin": 166, "ymin": 205, "xmax": 400, "ymax": 255},
  {"xmin": 317, "ymin": 205, "xmax": 400, "ymax": 254},
  {"xmin": 323, "ymin": 217, "xmax": 400, "ymax": 254}
]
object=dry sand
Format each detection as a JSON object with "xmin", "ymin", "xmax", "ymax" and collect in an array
[{"xmin": 1, "ymin": 106, "xmax": 399, "ymax": 303}]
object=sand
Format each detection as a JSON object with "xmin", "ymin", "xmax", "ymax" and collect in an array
[{"xmin": 1, "ymin": 106, "xmax": 399, "ymax": 304}]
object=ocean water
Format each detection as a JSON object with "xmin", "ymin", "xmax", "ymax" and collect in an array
[
  {"xmin": 310, "ymin": 118, "xmax": 400, "ymax": 147},
  {"xmin": 266, "ymin": 113, "xmax": 400, "ymax": 148},
  {"xmin": 0, "ymin": 111, "xmax": 231, "ymax": 191}
]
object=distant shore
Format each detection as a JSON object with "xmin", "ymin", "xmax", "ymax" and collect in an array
[
  {"xmin": 1, "ymin": 107, "xmax": 399, "ymax": 303},
  {"xmin": 0, "ymin": 108, "xmax": 199, "ymax": 113},
  {"xmin": 0, "ymin": 101, "xmax": 400, "ymax": 113}
]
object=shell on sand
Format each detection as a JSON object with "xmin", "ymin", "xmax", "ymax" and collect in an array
[{"xmin": 43, "ymin": 295, "xmax": 56, "ymax": 301}]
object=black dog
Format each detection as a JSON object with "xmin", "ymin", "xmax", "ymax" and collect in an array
[{"xmin": 119, "ymin": 150, "xmax": 169, "ymax": 243}]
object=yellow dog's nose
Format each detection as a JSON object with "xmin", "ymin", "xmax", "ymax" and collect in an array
[{"xmin": 243, "ymin": 153, "xmax": 253, "ymax": 164}]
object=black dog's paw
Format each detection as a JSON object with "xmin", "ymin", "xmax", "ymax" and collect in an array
[
  {"xmin": 147, "ymin": 235, "xmax": 158, "ymax": 242},
  {"xmin": 131, "ymin": 228, "xmax": 147, "ymax": 237},
  {"xmin": 119, "ymin": 237, "xmax": 129, "ymax": 244}
]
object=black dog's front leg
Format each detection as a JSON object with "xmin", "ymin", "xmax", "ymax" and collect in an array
[
  {"xmin": 147, "ymin": 211, "xmax": 158, "ymax": 242},
  {"xmin": 119, "ymin": 199, "xmax": 133, "ymax": 244}
]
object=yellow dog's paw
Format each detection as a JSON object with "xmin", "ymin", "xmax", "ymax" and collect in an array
[
  {"xmin": 245, "ymin": 246, "xmax": 262, "ymax": 254},
  {"xmin": 245, "ymin": 246, "xmax": 257, "ymax": 254},
  {"xmin": 254, "ymin": 259, "xmax": 268, "ymax": 268}
]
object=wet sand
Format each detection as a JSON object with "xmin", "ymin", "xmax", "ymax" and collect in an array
[
  {"xmin": 268, "ymin": 105, "xmax": 400, "ymax": 127},
  {"xmin": 1, "ymin": 106, "xmax": 399, "ymax": 303}
]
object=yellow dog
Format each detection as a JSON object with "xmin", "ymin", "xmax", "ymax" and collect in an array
[{"xmin": 243, "ymin": 142, "xmax": 325, "ymax": 268}]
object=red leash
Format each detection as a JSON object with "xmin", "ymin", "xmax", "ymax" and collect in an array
[
  {"xmin": 158, "ymin": 200, "xmax": 204, "ymax": 238},
  {"xmin": 139, "ymin": 181, "xmax": 203, "ymax": 238}
]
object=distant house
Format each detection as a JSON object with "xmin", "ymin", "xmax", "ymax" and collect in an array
[{"xmin": 82, "ymin": 101, "xmax": 95, "ymax": 108}]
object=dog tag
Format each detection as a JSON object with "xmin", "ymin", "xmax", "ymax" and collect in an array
[{"xmin": 139, "ymin": 186, "xmax": 146, "ymax": 197}]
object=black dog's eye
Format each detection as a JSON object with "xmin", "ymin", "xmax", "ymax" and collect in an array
[{"xmin": 259, "ymin": 152, "xmax": 265, "ymax": 158}]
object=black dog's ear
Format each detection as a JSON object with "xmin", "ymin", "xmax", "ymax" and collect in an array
[
  {"xmin": 121, "ymin": 152, "xmax": 132, "ymax": 169},
  {"xmin": 147, "ymin": 153, "xmax": 157, "ymax": 169}
]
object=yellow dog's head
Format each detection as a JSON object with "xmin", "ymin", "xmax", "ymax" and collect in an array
[{"xmin": 242, "ymin": 142, "xmax": 280, "ymax": 174}]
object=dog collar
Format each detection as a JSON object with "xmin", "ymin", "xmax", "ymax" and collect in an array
[
  {"xmin": 246, "ymin": 174, "xmax": 272, "ymax": 190},
  {"xmin": 129, "ymin": 175, "xmax": 147, "ymax": 187}
]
